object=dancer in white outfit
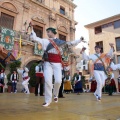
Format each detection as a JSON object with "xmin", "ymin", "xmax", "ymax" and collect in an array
[
  {"xmin": 80, "ymin": 44, "xmax": 114, "ymax": 101},
  {"xmin": 30, "ymin": 25, "xmax": 84, "ymax": 106},
  {"xmin": 17, "ymin": 67, "xmax": 30, "ymax": 94}
]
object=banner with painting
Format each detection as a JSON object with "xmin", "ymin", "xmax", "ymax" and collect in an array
[
  {"xmin": 0, "ymin": 27, "xmax": 15, "ymax": 50},
  {"xmin": 34, "ymin": 42, "xmax": 43, "ymax": 56}
]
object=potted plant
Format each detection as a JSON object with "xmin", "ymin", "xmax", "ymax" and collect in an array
[
  {"xmin": 7, "ymin": 73, "xmax": 12, "ymax": 93},
  {"xmin": 81, "ymin": 76, "xmax": 86, "ymax": 90},
  {"xmin": 29, "ymin": 63, "xmax": 37, "ymax": 93},
  {"xmin": 71, "ymin": 73, "xmax": 77, "ymax": 90},
  {"xmin": 7, "ymin": 61, "xmax": 21, "ymax": 93}
]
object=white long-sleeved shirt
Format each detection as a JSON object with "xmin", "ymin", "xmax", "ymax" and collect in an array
[
  {"xmin": 110, "ymin": 62, "xmax": 120, "ymax": 70},
  {"xmin": 64, "ymin": 76, "xmax": 71, "ymax": 81},
  {"xmin": 30, "ymin": 30, "xmax": 82, "ymax": 55},
  {"xmin": 0, "ymin": 73, "xmax": 6, "ymax": 79},
  {"xmin": 17, "ymin": 67, "xmax": 29, "ymax": 78},
  {"xmin": 74, "ymin": 75, "xmax": 81, "ymax": 82},
  {"xmin": 35, "ymin": 66, "xmax": 43, "ymax": 73},
  {"xmin": 10, "ymin": 74, "xmax": 19, "ymax": 81},
  {"xmin": 82, "ymin": 48, "xmax": 114, "ymax": 64}
]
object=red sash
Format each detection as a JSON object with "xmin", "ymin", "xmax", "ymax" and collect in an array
[
  {"xmin": 23, "ymin": 76, "xmax": 29, "ymax": 80},
  {"xmin": 36, "ymin": 73, "xmax": 44, "ymax": 77},
  {"xmin": 48, "ymin": 39, "xmax": 69, "ymax": 66}
]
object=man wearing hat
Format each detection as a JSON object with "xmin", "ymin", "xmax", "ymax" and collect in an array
[
  {"xmin": 30, "ymin": 24, "xmax": 84, "ymax": 107},
  {"xmin": 35, "ymin": 60, "xmax": 44, "ymax": 96},
  {"xmin": 80, "ymin": 43, "xmax": 114, "ymax": 101}
]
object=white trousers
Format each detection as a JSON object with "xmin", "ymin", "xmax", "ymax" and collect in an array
[
  {"xmin": 44, "ymin": 62, "xmax": 62, "ymax": 104},
  {"xmin": 94, "ymin": 70, "xmax": 107, "ymax": 98},
  {"xmin": 22, "ymin": 78, "xmax": 30, "ymax": 93}
]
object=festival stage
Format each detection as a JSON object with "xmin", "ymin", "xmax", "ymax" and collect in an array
[{"xmin": 0, "ymin": 93, "xmax": 120, "ymax": 120}]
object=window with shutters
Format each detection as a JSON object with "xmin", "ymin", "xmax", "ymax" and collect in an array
[
  {"xmin": 94, "ymin": 26, "xmax": 102, "ymax": 34},
  {"xmin": 59, "ymin": 34, "xmax": 66, "ymax": 41},
  {"xmin": 114, "ymin": 20, "xmax": 120, "ymax": 29},
  {"xmin": 37, "ymin": 0, "xmax": 44, "ymax": 3},
  {"xmin": 117, "ymin": 55, "xmax": 120, "ymax": 64},
  {"xmin": 116, "ymin": 37, "xmax": 120, "ymax": 51},
  {"xmin": 33, "ymin": 25, "xmax": 43, "ymax": 38},
  {"xmin": 60, "ymin": 6, "xmax": 65, "ymax": 15},
  {"xmin": 0, "ymin": 13, "xmax": 14, "ymax": 29}
]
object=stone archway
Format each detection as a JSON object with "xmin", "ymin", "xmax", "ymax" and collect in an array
[
  {"xmin": 17, "ymin": 59, "xmax": 40, "ymax": 92},
  {"xmin": 21, "ymin": 56, "xmax": 42, "ymax": 67},
  {"xmin": 26, "ymin": 60, "xmax": 38, "ymax": 69},
  {"xmin": 1, "ymin": 2, "xmax": 18, "ymax": 13}
]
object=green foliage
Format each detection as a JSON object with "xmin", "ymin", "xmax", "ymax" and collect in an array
[
  {"xmin": 9, "ymin": 61, "xmax": 21, "ymax": 72},
  {"xmin": 0, "ymin": 63, "xmax": 5, "ymax": 69},
  {"xmin": 7, "ymin": 61, "xmax": 21, "ymax": 86},
  {"xmin": 29, "ymin": 63, "xmax": 38, "ymax": 87},
  {"xmin": 7, "ymin": 73, "xmax": 12, "ymax": 86}
]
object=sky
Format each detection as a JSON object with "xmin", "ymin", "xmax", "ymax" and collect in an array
[{"xmin": 73, "ymin": 0, "xmax": 120, "ymax": 49}]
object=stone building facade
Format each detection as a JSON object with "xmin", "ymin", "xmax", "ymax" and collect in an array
[
  {"xmin": 0, "ymin": 0, "xmax": 77, "ymax": 91},
  {"xmin": 85, "ymin": 14, "xmax": 120, "ymax": 92}
]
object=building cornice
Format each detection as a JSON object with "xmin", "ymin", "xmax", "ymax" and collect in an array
[
  {"xmin": 31, "ymin": 0, "xmax": 51, "ymax": 11},
  {"xmin": 0, "ymin": 6, "xmax": 19, "ymax": 14},
  {"xmin": 31, "ymin": 0, "xmax": 76, "ymax": 22},
  {"xmin": 63, "ymin": 0, "xmax": 77, "ymax": 8},
  {"xmin": 56, "ymin": 12, "xmax": 73, "ymax": 22},
  {"xmin": 85, "ymin": 14, "xmax": 120, "ymax": 28}
]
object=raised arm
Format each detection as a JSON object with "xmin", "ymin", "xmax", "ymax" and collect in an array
[
  {"xmin": 17, "ymin": 69, "xmax": 24, "ymax": 74},
  {"xmin": 110, "ymin": 62, "xmax": 120, "ymax": 70},
  {"xmin": 82, "ymin": 52, "xmax": 90, "ymax": 61},
  {"xmin": 106, "ymin": 43, "xmax": 114, "ymax": 58},
  {"xmin": 24, "ymin": 67, "xmax": 29, "ymax": 73},
  {"xmin": 80, "ymin": 47, "xmax": 90, "ymax": 61},
  {"xmin": 67, "ymin": 37, "xmax": 85, "ymax": 47},
  {"xmin": 30, "ymin": 28, "xmax": 44, "ymax": 45}
]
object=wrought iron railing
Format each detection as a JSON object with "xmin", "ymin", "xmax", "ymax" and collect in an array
[{"xmin": 15, "ymin": 31, "xmax": 30, "ymax": 41}]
